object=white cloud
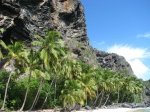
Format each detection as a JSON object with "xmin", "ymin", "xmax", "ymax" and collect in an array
[
  {"xmin": 129, "ymin": 59, "xmax": 149, "ymax": 77},
  {"xmin": 137, "ymin": 32, "xmax": 150, "ymax": 38},
  {"xmin": 107, "ymin": 45, "xmax": 150, "ymax": 78}
]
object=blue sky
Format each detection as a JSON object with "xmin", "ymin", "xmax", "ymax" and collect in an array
[{"xmin": 80, "ymin": 0, "xmax": 150, "ymax": 80}]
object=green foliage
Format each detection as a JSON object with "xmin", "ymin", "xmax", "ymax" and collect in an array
[
  {"xmin": 0, "ymin": 70, "xmax": 22, "ymax": 110},
  {"xmin": 16, "ymin": 77, "xmax": 50, "ymax": 110},
  {"xmin": 0, "ymin": 71, "xmax": 10, "ymax": 107},
  {"xmin": 0, "ymin": 30, "xmax": 144, "ymax": 111},
  {"xmin": 0, "ymin": 71, "xmax": 51, "ymax": 110},
  {"xmin": 60, "ymin": 79, "xmax": 86, "ymax": 109}
]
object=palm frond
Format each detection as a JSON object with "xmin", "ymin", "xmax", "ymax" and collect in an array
[
  {"xmin": 44, "ymin": 72, "xmax": 50, "ymax": 80},
  {"xmin": 33, "ymin": 34, "xmax": 44, "ymax": 41},
  {"xmin": 31, "ymin": 41, "xmax": 43, "ymax": 46},
  {"xmin": 51, "ymin": 49, "xmax": 58, "ymax": 60},
  {"xmin": 43, "ymin": 51, "xmax": 49, "ymax": 69},
  {"xmin": 2, "ymin": 61, "xmax": 10, "ymax": 69},
  {"xmin": 31, "ymin": 70, "xmax": 37, "ymax": 78},
  {"xmin": 0, "ymin": 40, "xmax": 8, "ymax": 50},
  {"xmin": 0, "ymin": 28, "xmax": 6, "ymax": 33},
  {"xmin": 40, "ymin": 49, "xmax": 47, "ymax": 60},
  {"xmin": 0, "ymin": 49, "xmax": 3, "ymax": 59}
]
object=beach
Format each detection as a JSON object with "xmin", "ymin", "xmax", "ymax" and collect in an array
[
  {"xmin": 28, "ymin": 107, "xmax": 150, "ymax": 112},
  {"xmin": 77, "ymin": 108, "xmax": 131, "ymax": 112},
  {"xmin": 76, "ymin": 107, "xmax": 150, "ymax": 112}
]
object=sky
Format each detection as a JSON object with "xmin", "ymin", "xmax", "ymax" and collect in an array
[{"xmin": 80, "ymin": 0, "xmax": 150, "ymax": 81}]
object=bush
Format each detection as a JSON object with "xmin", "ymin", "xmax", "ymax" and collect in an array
[
  {"xmin": 0, "ymin": 70, "xmax": 10, "ymax": 108},
  {"xmin": 0, "ymin": 70, "xmax": 52, "ymax": 110}
]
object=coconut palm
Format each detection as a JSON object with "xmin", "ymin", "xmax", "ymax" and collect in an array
[
  {"xmin": 59, "ymin": 79, "xmax": 86, "ymax": 110},
  {"xmin": 103, "ymin": 75, "xmax": 115, "ymax": 106},
  {"xmin": 80, "ymin": 74, "xmax": 97, "ymax": 105},
  {"xmin": 113, "ymin": 73, "xmax": 124, "ymax": 103},
  {"xmin": 31, "ymin": 31, "xmax": 66, "ymax": 109},
  {"xmin": 129, "ymin": 77, "xmax": 143, "ymax": 102},
  {"xmin": 95, "ymin": 68, "xmax": 115, "ymax": 107},
  {"xmin": 0, "ymin": 40, "xmax": 26, "ymax": 111},
  {"xmin": 31, "ymin": 30, "xmax": 65, "ymax": 70},
  {"xmin": 79, "ymin": 62, "xmax": 97, "ymax": 105},
  {"xmin": 120, "ymin": 76, "xmax": 137, "ymax": 102},
  {"xmin": 29, "ymin": 70, "xmax": 50, "ymax": 110},
  {"xmin": 59, "ymin": 59, "xmax": 86, "ymax": 110},
  {"xmin": 19, "ymin": 49, "xmax": 43, "ymax": 111},
  {"xmin": 92, "ymin": 68, "xmax": 104, "ymax": 107}
]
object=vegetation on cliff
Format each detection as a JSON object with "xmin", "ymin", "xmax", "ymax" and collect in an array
[{"xmin": 0, "ymin": 31, "xmax": 144, "ymax": 111}]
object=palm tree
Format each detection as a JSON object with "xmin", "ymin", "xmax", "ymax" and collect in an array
[
  {"xmin": 31, "ymin": 31, "xmax": 66, "ymax": 109},
  {"xmin": 40, "ymin": 71, "xmax": 56, "ymax": 109},
  {"xmin": 59, "ymin": 59, "xmax": 87, "ymax": 110},
  {"xmin": 59, "ymin": 79, "xmax": 86, "ymax": 110},
  {"xmin": 113, "ymin": 73, "xmax": 124, "ymax": 103},
  {"xmin": 80, "ymin": 74, "xmax": 97, "ymax": 106},
  {"xmin": 95, "ymin": 68, "xmax": 115, "ymax": 107},
  {"xmin": 32, "ymin": 30, "xmax": 65, "ymax": 70},
  {"xmin": 19, "ymin": 49, "xmax": 42, "ymax": 111},
  {"xmin": 29, "ymin": 70, "xmax": 50, "ymax": 110},
  {"xmin": 120, "ymin": 76, "xmax": 140, "ymax": 103},
  {"xmin": 79, "ymin": 62, "xmax": 97, "ymax": 105},
  {"xmin": 92, "ymin": 68, "xmax": 104, "ymax": 107},
  {"xmin": 129, "ymin": 77, "xmax": 143, "ymax": 102},
  {"xmin": 0, "ymin": 40, "xmax": 26, "ymax": 111},
  {"xmin": 102, "ymin": 77, "xmax": 115, "ymax": 106}
]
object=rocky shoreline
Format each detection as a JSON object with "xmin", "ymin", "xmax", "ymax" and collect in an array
[
  {"xmin": 104, "ymin": 101, "xmax": 150, "ymax": 109},
  {"xmin": 21, "ymin": 102, "xmax": 150, "ymax": 112}
]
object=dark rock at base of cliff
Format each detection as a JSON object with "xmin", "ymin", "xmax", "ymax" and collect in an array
[{"xmin": 105, "ymin": 101, "xmax": 150, "ymax": 109}]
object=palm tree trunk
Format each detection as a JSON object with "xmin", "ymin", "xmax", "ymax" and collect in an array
[
  {"xmin": 33, "ymin": 79, "xmax": 44, "ymax": 109},
  {"xmin": 98, "ymin": 91, "xmax": 104, "ymax": 107},
  {"xmin": 1, "ymin": 72, "xmax": 12, "ymax": 111},
  {"xmin": 54, "ymin": 74, "xmax": 57, "ymax": 105},
  {"xmin": 92, "ymin": 90, "xmax": 102, "ymax": 107},
  {"xmin": 134, "ymin": 94, "xmax": 136, "ymax": 102},
  {"xmin": 85, "ymin": 91, "xmax": 87, "ymax": 106},
  {"xmin": 96, "ymin": 90, "xmax": 99, "ymax": 97},
  {"xmin": 20, "ymin": 74, "xmax": 31, "ymax": 111},
  {"xmin": 117, "ymin": 89, "xmax": 120, "ymax": 103},
  {"xmin": 121, "ymin": 94, "xmax": 125, "ymax": 103},
  {"xmin": 103, "ymin": 93, "xmax": 110, "ymax": 106},
  {"xmin": 41, "ymin": 75, "xmax": 55, "ymax": 109},
  {"xmin": 30, "ymin": 78, "xmax": 44, "ymax": 110}
]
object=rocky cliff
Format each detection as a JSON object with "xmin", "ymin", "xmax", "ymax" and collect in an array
[
  {"xmin": 143, "ymin": 80, "xmax": 150, "ymax": 102},
  {"xmin": 0, "ymin": 0, "xmax": 134, "ymax": 76}
]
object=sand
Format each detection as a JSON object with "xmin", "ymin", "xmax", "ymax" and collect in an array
[
  {"xmin": 76, "ymin": 108, "xmax": 139, "ymax": 112},
  {"xmin": 29, "ymin": 107, "xmax": 150, "ymax": 112}
]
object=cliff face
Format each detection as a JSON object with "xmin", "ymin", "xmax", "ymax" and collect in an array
[
  {"xmin": 94, "ymin": 49, "xmax": 134, "ymax": 76},
  {"xmin": 143, "ymin": 80, "xmax": 150, "ymax": 102},
  {"xmin": 0, "ymin": 0, "xmax": 134, "ymax": 75}
]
